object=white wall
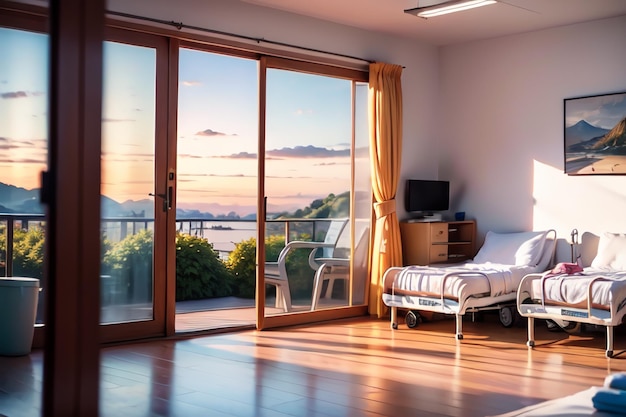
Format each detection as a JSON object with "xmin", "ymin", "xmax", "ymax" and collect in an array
[{"xmin": 438, "ymin": 15, "xmax": 626, "ymax": 261}]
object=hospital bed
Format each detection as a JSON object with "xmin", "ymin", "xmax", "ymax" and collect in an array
[
  {"xmin": 383, "ymin": 229, "xmax": 557, "ymax": 340},
  {"xmin": 517, "ymin": 232, "xmax": 626, "ymax": 358}
]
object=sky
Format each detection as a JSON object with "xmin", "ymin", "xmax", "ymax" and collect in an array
[
  {"xmin": 0, "ymin": 28, "xmax": 48, "ymax": 191},
  {"xmin": 565, "ymin": 92, "xmax": 626, "ymax": 130},
  {"xmin": 0, "ymin": 27, "xmax": 368, "ymax": 216}
]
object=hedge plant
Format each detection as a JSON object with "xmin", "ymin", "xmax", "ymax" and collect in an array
[
  {"xmin": 226, "ymin": 234, "xmax": 320, "ymax": 301},
  {"xmin": 103, "ymin": 229, "xmax": 153, "ymax": 303},
  {"xmin": 175, "ymin": 233, "xmax": 233, "ymax": 301}
]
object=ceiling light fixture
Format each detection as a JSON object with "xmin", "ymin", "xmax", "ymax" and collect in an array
[{"xmin": 405, "ymin": 0, "xmax": 497, "ymax": 18}]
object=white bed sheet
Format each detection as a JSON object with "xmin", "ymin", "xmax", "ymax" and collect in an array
[
  {"xmin": 389, "ymin": 262, "xmax": 536, "ymax": 302},
  {"xmin": 529, "ymin": 267, "xmax": 626, "ymax": 308}
]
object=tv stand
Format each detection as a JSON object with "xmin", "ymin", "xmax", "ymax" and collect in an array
[{"xmin": 400, "ymin": 220, "xmax": 477, "ymax": 265}]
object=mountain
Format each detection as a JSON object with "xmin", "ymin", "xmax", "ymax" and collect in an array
[
  {"xmin": 274, "ymin": 191, "xmax": 350, "ymax": 219},
  {"xmin": 0, "ymin": 182, "xmax": 253, "ymax": 219},
  {"xmin": 591, "ymin": 117, "xmax": 626, "ymax": 151},
  {"xmin": 0, "ymin": 181, "xmax": 347, "ymax": 220},
  {"xmin": 565, "ymin": 120, "xmax": 610, "ymax": 148},
  {"xmin": 0, "ymin": 183, "xmax": 43, "ymax": 213}
]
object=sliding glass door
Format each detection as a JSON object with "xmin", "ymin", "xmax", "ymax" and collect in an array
[
  {"xmin": 260, "ymin": 57, "xmax": 370, "ymax": 326},
  {"xmin": 99, "ymin": 29, "xmax": 171, "ymax": 341},
  {"xmin": 176, "ymin": 45, "xmax": 259, "ymax": 331}
]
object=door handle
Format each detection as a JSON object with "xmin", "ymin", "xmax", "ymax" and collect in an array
[{"xmin": 149, "ymin": 191, "xmax": 170, "ymax": 212}]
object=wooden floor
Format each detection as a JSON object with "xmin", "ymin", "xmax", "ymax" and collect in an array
[{"xmin": 3, "ymin": 313, "xmax": 626, "ymax": 417}]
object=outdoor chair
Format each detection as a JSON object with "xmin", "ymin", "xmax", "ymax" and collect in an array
[
  {"xmin": 310, "ymin": 222, "xmax": 370, "ymax": 310},
  {"xmin": 265, "ymin": 219, "xmax": 347, "ymax": 312}
]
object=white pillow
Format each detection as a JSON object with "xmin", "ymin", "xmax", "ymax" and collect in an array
[
  {"xmin": 473, "ymin": 230, "xmax": 548, "ymax": 266},
  {"xmin": 591, "ymin": 232, "xmax": 626, "ymax": 270}
]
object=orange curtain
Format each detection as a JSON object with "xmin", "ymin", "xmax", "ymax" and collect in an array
[{"xmin": 368, "ymin": 62, "xmax": 403, "ymax": 318}]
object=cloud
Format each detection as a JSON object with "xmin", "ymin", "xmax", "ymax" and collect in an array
[
  {"xmin": 196, "ymin": 128, "xmax": 232, "ymax": 137},
  {"xmin": 0, "ymin": 156, "xmax": 46, "ymax": 164},
  {"xmin": 178, "ymin": 173, "xmax": 256, "ymax": 179},
  {"xmin": 267, "ymin": 145, "xmax": 350, "ymax": 158},
  {"xmin": 201, "ymin": 145, "xmax": 351, "ymax": 160},
  {"xmin": 178, "ymin": 153, "xmax": 204, "ymax": 159},
  {"xmin": 1, "ymin": 91, "xmax": 28, "ymax": 99},
  {"xmin": 315, "ymin": 161, "xmax": 350, "ymax": 166},
  {"xmin": 182, "ymin": 80, "xmax": 202, "ymax": 87},
  {"xmin": 101, "ymin": 151, "xmax": 154, "ymax": 162},
  {"xmin": 294, "ymin": 109, "xmax": 314, "ymax": 116},
  {"xmin": 0, "ymin": 137, "xmax": 47, "ymax": 151},
  {"xmin": 221, "ymin": 152, "xmax": 256, "ymax": 159},
  {"xmin": 102, "ymin": 118, "xmax": 136, "ymax": 123}
]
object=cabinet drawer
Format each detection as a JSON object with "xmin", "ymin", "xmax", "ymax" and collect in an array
[
  {"xmin": 431, "ymin": 223, "xmax": 448, "ymax": 243},
  {"xmin": 429, "ymin": 246, "xmax": 448, "ymax": 263}
]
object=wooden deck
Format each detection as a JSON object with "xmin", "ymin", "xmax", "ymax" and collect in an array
[
  {"xmin": 3, "ymin": 312, "xmax": 626, "ymax": 416},
  {"xmin": 175, "ymin": 297, "xmax": 257, "ymax": 332},
  {"xmin": 174, "ymin": 296, "xmax": 347, "ymax": 333}
]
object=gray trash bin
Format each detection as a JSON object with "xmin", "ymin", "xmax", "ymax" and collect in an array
[{"xmin": 0, "ymin": 277, "xmax": 40, "ymax": 356}]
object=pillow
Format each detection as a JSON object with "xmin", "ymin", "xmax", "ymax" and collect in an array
[
  {"xmin": 473, "ymin": 230, "xmax": 548, "ymax": 266},
  {"xmin": 591, "ymin": 232, "xmax": 626, "ymax": 270}
]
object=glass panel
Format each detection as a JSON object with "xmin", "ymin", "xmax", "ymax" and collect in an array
[
  {"xmin": 100, "ymin": 41, "xmax": 156, "ymax": 324},
  {"xmin": 0, "ymin": 27, "xmax": 48, "ymax": 325},
  {"xmin": 176, "ymin": 48, "xmax": 258, "ymax": 331},
  {"xmin": 264, "ymin": 68, "xmax": 353, "ymax": 315},
  {"xmin": 352, "ymin": 81, "xmax": 371, "ymax": 306}
]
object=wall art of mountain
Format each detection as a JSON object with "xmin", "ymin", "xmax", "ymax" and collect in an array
[{"xmin": 566, "ymin": 118, "xmax": 626, "ymax": 154}]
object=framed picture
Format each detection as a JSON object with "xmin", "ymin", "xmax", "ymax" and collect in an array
[{"xmin": 564, "ymin": 91, "xmax": 626, "ymax": 175}]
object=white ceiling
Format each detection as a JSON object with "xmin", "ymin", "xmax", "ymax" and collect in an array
[{"xmin": 242, "ymin": 0, "xmax": 626, "ymax": 46}]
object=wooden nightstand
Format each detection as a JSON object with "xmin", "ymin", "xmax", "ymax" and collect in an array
[{"xmin": 400, "ymin": 220, "xmax": 476, "ymax": 266}]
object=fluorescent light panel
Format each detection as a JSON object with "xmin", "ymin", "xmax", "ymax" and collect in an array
[{"xmin": 405, "ymin": 0, "xmax": 497, "ymax": 18}]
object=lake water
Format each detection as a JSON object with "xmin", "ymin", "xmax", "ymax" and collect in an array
[{"xmin": 180, "ymin": 220, "xmax": 257, "ymax": 256}]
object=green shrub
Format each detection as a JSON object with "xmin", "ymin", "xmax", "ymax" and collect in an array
[
  {"xmin": 103, "ymin": 229, "xmax": 153, "ymax": 303},
  {"xmin": 226, "ymin": 237, "xmax": 258, "ymax": 298},
  {"xmin": 12, "ymin": 227, "xmax": 45, "ymax": 279},
  {"xmin": 227, "ymin": 234, "xmax": 318, "ymax": 301},
  {"xmin": 175, "ymin": 233, "xmax": 233, "ymax": 301}
]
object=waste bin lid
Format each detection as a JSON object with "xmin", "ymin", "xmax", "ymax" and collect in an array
[{"xmin": 0, "ymin": 277, "xmax": 40, "ymax": 287}]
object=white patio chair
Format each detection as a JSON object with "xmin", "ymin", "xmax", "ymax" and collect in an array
[
  {"xmin": 265, "ymin": 219, "xmax": 347, "ymax": 312},
  {"xmin": 310, "ymin": 222, "xmax": 370, "ymax": 310}
]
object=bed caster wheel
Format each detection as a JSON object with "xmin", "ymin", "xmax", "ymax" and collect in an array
[
  {"xmin": 456, "ymin": 333, "xmax": 464, "ymax": 340},
  {"xmin": 527, "ymin": 341, "xmax": 535, "ymax": 348},
  {"xmin": 391, "ymin": 322, "xmax": 398, "ymax": 330},
  {"xmin": 606, "ymin": 350, "xmax": 614, "ymax": 358},
  {"xmin": 405, "ymin": 310, "xmax": 421, "ymax": 329},
  {"xmin": 499, "ymin": 306, "xmax": 516, "ymax": 328}
]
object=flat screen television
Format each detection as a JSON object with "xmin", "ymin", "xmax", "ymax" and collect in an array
[{"xmin": 405, "ymin": 179, "xmax": 450, "ymax": 214}]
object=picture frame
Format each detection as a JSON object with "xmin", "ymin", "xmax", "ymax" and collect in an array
[{"xmin": 564, "ymin": 91, "xmax": 626, "ymax": 175}]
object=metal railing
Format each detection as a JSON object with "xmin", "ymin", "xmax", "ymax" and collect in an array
[{"xmin": 0, "ymin": 213, "xmax": 336, "ymax": 277}]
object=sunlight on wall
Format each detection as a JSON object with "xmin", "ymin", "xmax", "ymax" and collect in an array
[{"xmin": 533, "ymin": 159, "xmax": 626, "ymax": 261}]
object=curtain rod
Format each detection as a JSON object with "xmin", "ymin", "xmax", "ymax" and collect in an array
[{"xmin": 107, "ymin": 10, "xmax": 375, "ymax": 65}]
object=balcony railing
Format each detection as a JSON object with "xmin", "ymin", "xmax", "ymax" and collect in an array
[{"xmin": 0, "ymin": 213, "xmax": 336, "ymax": 277}]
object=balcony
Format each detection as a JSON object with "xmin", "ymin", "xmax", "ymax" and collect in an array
[{"xmin": 1, "ymin": 213, "xmax": 351, "ymax": 330}]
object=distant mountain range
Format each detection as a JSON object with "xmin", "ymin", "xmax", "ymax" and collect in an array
[
  {"xmin": 0, "ymin": 182, "xmax": 255, "ymax": 219},
  {"xmin": 0, "ymin": 181, "xmax": 350, "ymax": 220},
  {"xmin": 565, "ymin": 118, "xmax": 626, "ymax": 154}
]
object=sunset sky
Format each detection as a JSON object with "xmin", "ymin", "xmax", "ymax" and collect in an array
[{"xmin": 1, "ymin": 27, "xmax": 366, "ymax": 216}]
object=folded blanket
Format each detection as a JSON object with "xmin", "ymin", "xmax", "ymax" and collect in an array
[
  {"xmin": 605, "ymin": 372, "xmax": 626, "ymax": 391},
  {"xmin": 592, "ymin": 388, "xmax": 626, "ymax": 413}
]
